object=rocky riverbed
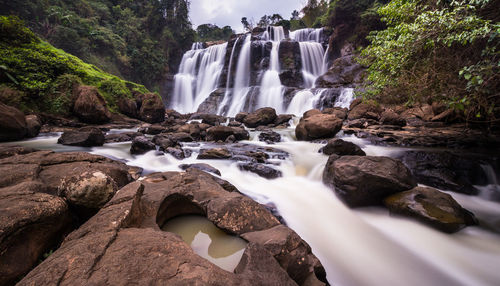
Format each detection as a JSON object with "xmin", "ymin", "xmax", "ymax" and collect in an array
[{"xmin": 1, "ymin": 100, "xmax": 500, "ymax": 286}]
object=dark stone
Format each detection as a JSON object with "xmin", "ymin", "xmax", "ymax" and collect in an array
[
  {"xmin": 105, "ymin": 132, "xmax": 142, "ymax": 143},
  {"xmin": 0, "ymin": 102, "xmax": 27, "ymax": 141},
  {"xmin": 197, "ymin": 148, "xmax": 232, "ymax": 159},
  {"xmin": 117, "ymin": 97, "xmax": 138, "ymax": 118},
  {"xmin": 320, "ymin": 138, "xmax": 366, "ymax": 156},
  {"xmin": 238, "ymin": 163, "xmax": 282, "ymax": 179},
  {"xmin": 25, "ymin": 114, "xmax": 41, "ymax": 138},
  {"xmin": 380, "ymin": 109, "xmax": 406, "ymax": 126},
  {"xmin": 243, "ymin": 108, "xmax": 277, "ymax": 128},
  {"xmin": 130, "ymin": 136, "xmax": 155, "ymax": 155},
  {"xmin": 57, "ymin": 127, "xmax": 105, "ymax": 147},
  {"xmin": 384, "ymin": 186, "xmax": 478, "ymax": 233},
  {"xmin": 235, "ymin": 112, "xmax": 248, "ymax": 122},
  {"xmin": 179, "ymin": 163, "xmax": 221, "ymax": 176},
  {"xmin": 164, "ymin": 147, "xmax": 191, "ymax": 160},
  {"xmin": 296, "ymin": 113, "xmax": 343, "ymax": 141},
  {"xmin": 138, "ymin": 93, "xmax": 165, "ymax": 123},
  {"xmin": 323, "ymin": 155, "xmax": 417, "ymax": 207},
  {"xmin": 275, "ymin": 114, "xmax": 293, "ymax": 126},
  {"xmin": 259, "ymin": 131, "xmax": 281, "ymax": 144},
  {"xmin": 206, "ymin": 126, "xmax": 250, "ymax": 141},
  {"xmin": 315, "ymin": 55, "xmax": 364, "ymax": 88},
  {"xmin": 322, "ymin": 107, "xmax": 348, "ymax": 120},
  {"xmin": 72, "ymin": 86, "xmax": 111, "ymax": 124},
  {"xmin": 348, "ymin": 102, "xmax": 383, "ymax": 120}
]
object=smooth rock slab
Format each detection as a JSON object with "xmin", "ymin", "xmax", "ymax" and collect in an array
[{"xmin": 384, "ymin": 186, "xmax": 478, "ymax": 233}]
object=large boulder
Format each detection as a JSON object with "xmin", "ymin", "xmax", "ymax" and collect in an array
[
  {"xmin": 0, "ymin": 102, "xmax": 27, "ymax": 141},
  {"xmin": 59, "ymin": 171, "xmax": 118, "ymax": 209},
  {"xmin": 0, "ymin": 182, "xmax": 71, "ymax": 286},
  {"xmin": 380, "ymin": 109, "xmax": 406, "ymax": 126},
  {"xmin": 57, "ymin": 127, "xmax": 105, "ymax": 147},
  {"xmin": 117, "ymin": 97, "xmax": 138, "ymax": 118},
  {"xmin": 320, "ymin": 138, "xmax": 365, "ymax": 156},
  {"xmin": 295, "ymin": 113, "xmax": 343, "ymax": 141},
  {"xmin": 315, "ymin": 55, "xmax": 364, "ymax": 88},
  {"xmin": 138, "ymin": 93, "xmax": 165, "ymax": 123},
  {"xmin": 197, "ymin": 148, "xmax": 232, "ymax": 159},
  {"xmin": 323, "ymin": 155, "xmax": 417, "ymax": 207},
  {"xmin": 259, "ymin": 131, "xmax": 281, "ymax": 144},
  {"xmin": 278, "ymin": 40, "xmax": 303, "ymax": 87},
  {"xmin": 130, "ymin": 136, "xmax": 156, "ymax": 155},
  {"xmin": 384, "ymin": 186, "xmax": 478, "ymax": 233},
  {"xmin": 243, "ymin": 107, "xmax": 277, "ymax": 128},
  {"xmin": 206, "ymin": 126, "xmax": 250, "ymax": 141},
  {"xmin": 347, "ymin": 101, "xmax": 383, "ymax": 120},
  {"xmin": 72, "ymin": 86, "xmax": 111, "ymax": 124},
  {"xmin": 25, "ymin": 114, "xmax": 41, "ymax": 138},
  {"xmin": 18, "ymin": 169, "xmax": 326, "ymax": 286}
]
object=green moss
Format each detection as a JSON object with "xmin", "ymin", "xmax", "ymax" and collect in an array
[{"xmin": 0, "ymin": 16, "xmax": 149, "ymax": 115}]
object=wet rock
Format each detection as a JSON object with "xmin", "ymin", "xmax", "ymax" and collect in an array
[
  {"xmin": 190, "ymin": 113, "xmax": 225, "ymax": 126},
  {"xmin": 259, "ymin": 131, "xmax": 281, "ymax": 144},
  {"xmin": 0, "ymin": 182, "xmax": 71, "ymax": 286},
  {"xmin": 397, "ymin": 151, "xmax": 486, "ymax": 195},
  {"xmin": 197, "ymin": 88, "xmax": 225, "ymax": 114},
  {"xmin": 275, "ymin": 114, "xmax": 293, "ymax": 126},
  {"xmin": 179, "ymin": 163, "xmax": 221, "ymax": 176},
  {"xmin": 104, "ymin": 132, "xmax": 142, "ymax": 143},
  {"xmin": 152, "ymin": 134, "xmax": 176, "ymax": 150},
  {"xmin": 117, "ymin": 97, "xmax": 138, "ymax": 118},
  {"xmin": 137, "ymin": 93, "xmax": 165, "ymax": 123},
  {"xmin": 296, "ymin": 113, "xmax": 343, "ymax": 141},
  {"xmin": 323, "ymin": 107, "xmax": 348, "ymax": 120},
  {"xmin": 243, "ymin": 107, "xmax": 278, "ymax": 128},
  {"xmin": 0, "ymin": 145, "xmax": 37, "ymax": 159},
  {"xmin": 198, "ymin": 148, "xmax": 232, "ymax": 159},
  {"xmin": 384, "ymin": 186, "xmax": 478, "ymax": 233},
  {"xmin": 25, "ymin": 114, "xmax": 41, "ymax": 138},
  {"xmin": 73, "ymin": 85, "xmax": 111, "ymax": 124},
  {"xmin": 320, "ymin": 138, "xmax": 365, "ymax": 156},
  {"xmin": 166, "ymin": 132, "xmax": 194, "ymax": 143},
  {"xmin": 59, "ymin": 171, "xmax": 118, "ymax": 209},
  {"xmin": 303, "ymin": 109, "xmax": 321, "ymax": 119},
  {"xmin": 176, "ymin": 123, "xmax": 203, "ymax": 140},
  {"xmin": 164, "ymin": 147, "xmax": 191, "ymax": 160},
  {"xmin": 278, "ymin": 40, "xmax": 303, "ymax": 88},
  {"xmin": 238, "ymin": 163, "xmax": 282, "ymax": 179},
  {"xmin": 380, "ymin": 109, "xmax": 406, "ymax": 126},
  {"xmin": 130, "ymin": 136, "xmax": 155, "ymax": 155},
  {"xmin": 57, "ymin": 127, "xmax": 105, "ymax": 147},
  {"xmin": 315, "ymin": 55, "xmax": 364, "ymax": 88},
  {"xmin": 348, "ymin": 101, "xmax": 383, "ymax": 120},
  {"xmin": 228, "ymin": 120, "xmax": 243, "ymax": 127},
  {"xmin": 323, "ymin": 155, "xmax": 417, "ymax": 207},
  {"xmin": 0, "ymin": 102, "xmax": 27, "ymax": 141},
  {"xmin": 235, "ymin": 112, "xmax": 249, "ymax": 122},
  {"xmin": 206, "ymin": 126, "xmax": 250, "ymax": 141},
  {"xmin": 138, "ymin": 124, "xmax": 165, "ymax": 135},
  {"xmin": 19, "ymin": 169, "xmax": 324, "ymax": 285}
]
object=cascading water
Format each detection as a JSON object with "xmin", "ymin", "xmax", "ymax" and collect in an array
[
  {"xmin": 171, "ymin": 42, "xmax": 227, "ymax": 113},
  {"xmin": 291, "ymin": 28, "xmax": 327, "ymax": 88}
]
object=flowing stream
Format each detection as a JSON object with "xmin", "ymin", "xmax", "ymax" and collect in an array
[{"xmin": 5, "ymin": 127, "xmax": 500, "ymax": 286}]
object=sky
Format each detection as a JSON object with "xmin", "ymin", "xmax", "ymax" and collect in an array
[{"xmin": 189, "ymin": 0, "xmax": 306, "ymax": 33}]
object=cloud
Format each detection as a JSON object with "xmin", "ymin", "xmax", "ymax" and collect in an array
[{"xmin": 189, "ymin": 0, "xmax": 305, "ymax": 33}]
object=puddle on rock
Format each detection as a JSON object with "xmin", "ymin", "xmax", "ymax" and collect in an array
[{"xmin": 161, "ymin": 215, "xmax": 247, "ymax": 272}]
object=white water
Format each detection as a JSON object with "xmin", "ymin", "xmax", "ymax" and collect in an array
[
  {"xmin": 257, "ymin": 40, "xmax": 284, "ymax": 113},
  {"xmin": 299, "ymin": 42, "xmax": 326, "ymax": 88},
  {"xmin": 171, "ymin": 43, "xmax": 227, "ymax": 113},
  {"xmin": 286, "ymin": 88, "xmax": 355, "ymax": 116},
  {"xmin": 290, "ymin": 28, "xmax": 323, "ymax": 43},
  {"xmin": 5, "ymin": 126, "xmax": 500, "ymax": 286},
  {"xmin": 336, "ymin": 88, "xmax": 355, "ymax": 108}
]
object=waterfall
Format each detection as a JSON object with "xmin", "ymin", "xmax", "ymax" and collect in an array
[
  {"xmin": 224, "ymin": 35, "xmax": 252, "ymax": 117},
  {"xmin": 298, "ymin": 42, "xmax": 326, "ymax": 88},
  {"xmin": 335, "ymin": 88, "xmax": 354, "ymax": 108},
  {"xmin": 290, "ymin": 28, "xmax": 323, "ymax": 43},
  {"xmin": 286, "ymin": 89, "xmax": 325, "ymax": 116},
  {"xmin": 171, "ymin": 42, "xmax": 227, "ymax": 113},
  {"xmin": 257, "ymin": 40, "xmax": 284, "ymax": 113},
  {"xmin": 217, "ymin": 36, "xmax": 241, "ymax": 114}
]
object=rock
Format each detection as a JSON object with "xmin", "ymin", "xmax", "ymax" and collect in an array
[
  {"xmin": 19, "ymin": 170, "xmax": 324, "ymax": 286},
  {"xmin": 166, "ymin": 132, "xmax": 193, "ymax": 143},
  {"xmin": 72, "ymin": 85, "xmax": 111, "ymax": 124},
  {"xmin": 117, "ymin": 97, "xmax": 138, "ymax": 118},
  {"xmin": 25, "ymin": 114, "xmax": 41, "ymax": 138},
  {"xmin": 323, "ymin": 155, "xmax": 417, "ymax": 207},
  {"xmin": 0, "ymin": 145, "xmax": 37, "ymax": 159},
  {"xmin": 138, "ymin": 124, "xmax": 165, "ymax": 135},
  {"xmin": 235, "ymin": 112, "xmax": 249, "ymax": 122},
  {"xmin": 197, "ymin": 88, "xmax": 226, "ymax": 114},
  {"xmin": 323, "ymin": 107, "xmax": 348, "ymax": 120},
  {"xmin": 238, "ymin": 163, "xmax": 282, "ymax": 179},
  {"xmin": 303, "ymin": 109, "xmax": 321, "ymax": 119},
  {"xmin": 0, "ymin": 102, "xmax": 27, "ymax": 141},
  {"xmin": 431, "ymin": 109, "xmax": 457, "ymax": 122},
  {"xmin": 296, "ymin": 113, "xmax": 343, "ymax": 141},
  {"xmin": 228, "ymin": 120, "xmax": 242, "ymax": 127},
  {"xmin": 320, "ymin": 138, "xmax": 365, "ymax": 156},
  {"xmin": 275, "ymin": 114, "xmax": 293, "ymax": 126},
  {"xmin": 59, "ymin": 171, "xmax": 118, "ymax": 209},
  {"xmin": 0, "ymin": 182, "xmax": 71, "ymax": 286},
  {"xmin": 138, "ymin": 93, "xmax": 165, "ymax": 123},
  {"xmin": 57, "ymin": 127, "xmax": 105, "ymax": 147},
  {"xmin": 278, "ymin": 40, "xmax": 303, "ymax": 87},
  {"xmin": 130, "ymin": 136, "xmax": 156, "ymax": 155},
  {"xmin": 105, "ymin": 132, "xmax": 142, "ymax": 143},
  {"xmin": 197, "ymin": 148, "xmax": 232, "ymax": 159},
  {"xmin": 190, "ymin": 113, "xmax": 224, "ymax": 126},
  {"xmin": 152, "ymin": 134, "xmax": 176, "ymax": 151},
  {"xmin": 179, "ymin": 163, "xmax": 221, "ymax": 176},
  {"xmin": 380, "ymin": 109, "xmax": 406, "ymax": 126},
  {"xmin": 206, "ymin": 126, "xmax": 250, "ymax": 141},
  {"xmin": 347, "ymin": 101, "xmax": 383, "ymax": 120},
  {"xmin": 315, "ymin": 55, "xmax": 364, "ymax": 88},
  {"xmin": 400, "ymin": 105, "xmax": 434, "ymax": 122},
  {"xmin": 243, "ymin": 107, "xmax": 277, "ymax": 128},
  {"xmin": 164, "ymin": 147, "xmax": 191, "ymax": 160},
  {"xmin": 176, "ymin": 124, "xmax": 202, "ymax": 140},
  {"xmin": 397, "ymin": 151, "xmax": 485, "ymax": 195},
  {"xmin": 384, "ymin": 186, "xmax": 478, "ymax": 233},
  {"xmin": 259, "ymin": 131, "xmax": 281, "ymax": 144}
]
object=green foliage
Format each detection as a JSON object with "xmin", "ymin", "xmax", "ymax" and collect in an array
[
  {"xmin": 0, "ymin": 16, "xmax": 39, "ymax": 46},
  {"xmin": 301, "ymin": 0, "xmax": 329, "ymax": 28},
  {"xmin": 196, "ymin": 24, "xmax": 234, "ymax": 42},
  {"xmin": 1, "ymin": 0, "xmax": 195, "ymax": 91},
  {"xmin": 359, "ymin": 0, "xmax": 499, "ymax": 121},
  {"xmin": 0, "ymin": 16, "xmax": 149, "ymax": 115}
]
